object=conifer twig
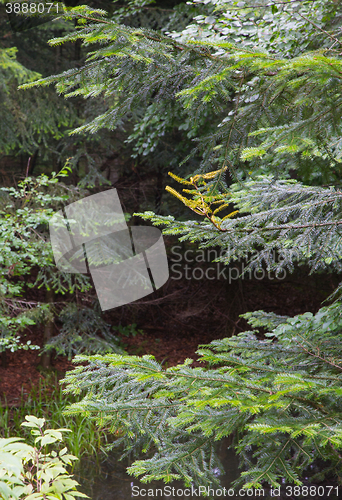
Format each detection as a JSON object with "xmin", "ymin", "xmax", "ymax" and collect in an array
[{"xmin": 295, "ymin": 12, "xmax": 342, "ymax": 48}]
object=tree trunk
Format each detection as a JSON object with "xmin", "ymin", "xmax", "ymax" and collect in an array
[
  {"xmin": 1, "ymin": 351, "xmax": 7, "ymax": 368},
  {"xmin": 155, "ymin": 168, "xmax": 164, "ymax": 214},
  {"xmin": 41, "ymin": 287, "xmax": 54, "ymax": 369}
]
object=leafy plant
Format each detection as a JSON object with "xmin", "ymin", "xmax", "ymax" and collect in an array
[
  {"xmin": 0, "ymin": 168, "xmax": 128, "ymax": 360},
  {"xmin": 0, "ymin": 415, "xmax": 88, "ymax": 500},
  {"xmin": 115, "ymin": 323, "xmax": 145, "ymax": 338},
  {"xmin": 0, "ymin": 377, "xmax": 110, "ymax": 461},
  {"xmin": 0, "ymin": 169, "xmax": 90, "ymax": 355}
]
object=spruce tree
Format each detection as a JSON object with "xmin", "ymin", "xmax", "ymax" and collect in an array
[{"xmin": 15, "ymin": 0, "xmax": 342, "ymax": 489}]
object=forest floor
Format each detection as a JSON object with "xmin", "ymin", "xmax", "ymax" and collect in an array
[{"xmin": 1, "ymin": 253, "xmax": 339, "ymax": 406}]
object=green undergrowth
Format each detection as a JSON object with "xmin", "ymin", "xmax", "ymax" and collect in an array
[{"xmin": 0, "ymin": 375, "xmax": 111, "ymax": 471}]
